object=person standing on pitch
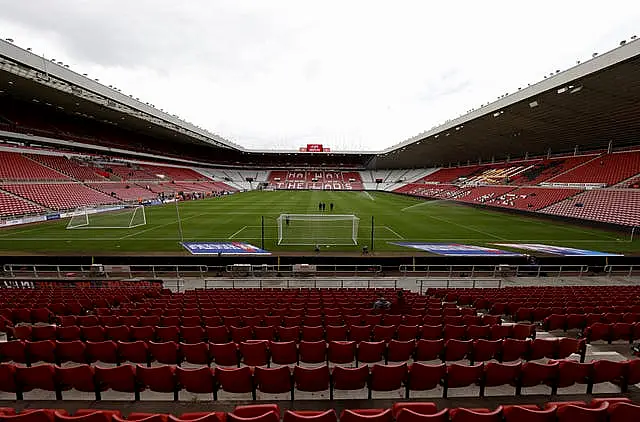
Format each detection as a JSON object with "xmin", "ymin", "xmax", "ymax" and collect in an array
[{"xmin": 330, "ymin": 203, "xmax": 334, "ymax": 212}]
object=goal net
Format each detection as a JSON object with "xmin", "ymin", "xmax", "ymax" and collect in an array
[
  {"xmin": 67, "ymin": 204, "xmax": 146, "ymax": 229},
  {"xmin": 277, "ymin": 214, "xmax": 360, "ymax": 246}
]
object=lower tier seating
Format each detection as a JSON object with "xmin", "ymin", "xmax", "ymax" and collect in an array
[
  {"xmin": 0, "ymin": 359, "xmax": 635, "ymax": 401},
  {"xmin": 540, "ymin": 189, "xmax": 640, "ymax": 226},
  {"xmin": 0, "ymin": 184, "xmax": 121, "ymax": 210},
  {"xmin": 1, "ymin": 399, "xmax": 639, "ymax": 422},
  {"xmin": 0, "ymin": 191, "xmax": 44, "ymax": 217}
]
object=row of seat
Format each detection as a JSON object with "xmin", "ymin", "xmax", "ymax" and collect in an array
[
  {"xmin": 0, "ymin": 337, "xmax": 586, "ymax": 367},
  {"xmin": 47, "ymin": 313, "xmax": 492, "ymax": 329},
  {"xmin": 544, "ymin": 314, "xmax": 640, "ymax": 331},
  {"xmin": 2, "ymin": 397, "xmax": 639, "ymax": 422},
  {"xmin": 2, "ymin": 358, "xmax": 638, "ymax": 402},
  {"xmin": 584, "ymin": 322, "xmax": 640, "ymax": 344},
  {"xmin": 8, "ymin": 322, "xmax": 529, "ymax": 344}
]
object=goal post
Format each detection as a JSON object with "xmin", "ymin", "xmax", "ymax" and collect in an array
[
  {"xmin": 67, "ymin": 204, "xmax": 146, "ymax": 229},
  {"xmin": 277, "ymin": 214, "xmax": 360, "ymax": 246}
]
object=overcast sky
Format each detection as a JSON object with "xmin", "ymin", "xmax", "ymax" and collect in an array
[{"xmin": 1, "ymin": 1, "xmax": 638, "ymax": 151}]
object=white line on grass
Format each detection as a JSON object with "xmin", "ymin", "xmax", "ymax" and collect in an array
[
  {"xmin": 228, "ymin": 226, "xmax": 248, "ymax": 239},
  {"xmin": 400, "ymin": 201, "xmax": 440, "ymax": 212},
  {"xmin": 362, "ymin": 191, "xmax": 375, "ymax": 201},
  {"xmin": 118, "ymin": 212, "xmax": 210, "ymax": 240},
  {"xmin": 383, "ymin": 226, "xmax": 404, "ymax": 239},
  {"xmin": 426, "ymin": 214, "xmax": 508, "ymax": 241}
]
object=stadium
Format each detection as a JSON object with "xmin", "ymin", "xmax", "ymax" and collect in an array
[{"xmin": 1, "ymin": 5, "xmax": 640, "ymax": 422}]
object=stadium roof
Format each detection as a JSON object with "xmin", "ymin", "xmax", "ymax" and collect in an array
[
  {"xmin": 1, "ymin": 37, "xmax": 640, "ymax": 169},
  {"xmin": 375, "ymin": 38, "xmax": 640, "ymax": 168}
]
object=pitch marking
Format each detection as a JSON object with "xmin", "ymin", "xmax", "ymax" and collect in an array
[
  {"xmin": 362, "ymin": 191, "xmax": 375, "ymax": 201},
  {"xmin": 229, "ymin": 226, "xmax": 248, "ymax": 239},
  {"xmin": 383, "ymin": 226, "xmax": 404, "ymax": 239}
]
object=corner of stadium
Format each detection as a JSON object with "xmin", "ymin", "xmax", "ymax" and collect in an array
[{"xmin": 1, "ymin": 34, "xmax": 640, "ymax": 421}]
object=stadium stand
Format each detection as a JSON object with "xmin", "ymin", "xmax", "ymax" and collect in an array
[
  {"xmin": 545, "ymin": 151, "xmax": 640, "ymax": 186},
  {"xmin": 267, "ymin": 171, "xmax": 363, "ymax": 190},
  {"xmin": 472, "ymin": 187, "xmax": 582, "ymax": 211},
  {"xmin": 0, "ymin": 191, "xmax": 45, "ymax": 217},
  {"xmin": 541, "ymin": 189, "xmax": 640, "ymax": 226},
  {"xmin": 0, "ymin": 152, "xmax": 70, "ymax": 181},
  {"xmin": 88, "ymin": 183, "xmax": 157, "ymax": 201},
  {"xmin": 24, "ymin": 155, "xmax": 106, "ymax": 182},
  {"xmin": 1, "ymin": 183, "xmax": 120, "ymax": 210}
]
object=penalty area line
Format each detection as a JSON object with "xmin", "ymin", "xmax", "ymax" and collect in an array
[
  {"xmin": 383, "ymin": 226, "xmax": 404, "ymax": 240},
  {"xmin": 228, "ymin": 226, "xmax": 248, "ymax": 239}
]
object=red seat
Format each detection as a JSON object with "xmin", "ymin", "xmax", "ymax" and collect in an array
[
  {"xmin": 176, "ymin": 366, "xmax": 216, "ymax": 399},
  {"xmin": 231, "ymin": 327, "xmax": 254, "ymax": 343},
  {"xmin": 155, "ymin": 326, "xmax": 180, "ymax": 343},
  {"xmin": 299, "ymin": 341, "xmax": 326, "ymax": 364},
  {"xmin": 357, "ymin": 341, "xmax": 386, "ymax": 365},
  {"xmin": 557, "ymin": 338, "xmax": 586, "ymax": 361},
  {"xmin": 397, "ymin": 325, "xmax": 419, "ymax": 341},
  {"xmin": 137, "ymin": 365, "xmax": 177, "ymax": 398},
  {"xmin": 373, "ymin": 325, "xmax": 396, "ymax": 342},
  {"xmin": 227, "ymin": 413, "xmax": 278, "ymax": 422},
  {"xmin": 210, "ymin": 342, "xmax": 239, "ymax": 367},
  {"xmin": 0, "ymin": 341, "xmax": 27, "ymax": 363},
  {"xmin": 181, "ymin": 326, "xmax": 206, "ymax": 344},
  {"xmin": 529, "ymin": 339, "xmax": 557, "ymax": 360},
  {"xmin": 54, "ymin": 411, "xmax": 113, "ymax": 422},
  {"xmin": 449, "ymin": 407, "xmax": 502, "ymax": 422},
  {"xmin": 391, "ymin": 403, "xmax": 438, "ymax": 419},
  {"xmin": 0, "ymin": 410, "xmax": 58, "ymax": 422},
  {"xmin": 148, "ymin": 341, "xmax": 179, "ymax": 365},
  {"xmin": 331, "ymin": 365, "xmax": 369, "ymax": 396},
  {"xmin": 255, "ymin": 366, "xmax": 292, "ymax": 398},
  {"xmin": 502, "ymin": 405, "xmax": 556, "ymax": 422},
  {"xmin": 553, "ymin": 360, "xmax": 593, "ymax": 392},
  {"xmin": 395, "ymin": 408, "xmax": 448, "ymax": 422},
  {"xmin": 407, "ymin": 363, "xmax": 445, "ymax": 395},
  {"xmin": 444, "ymin": 339, "xmax": 472, "ymax": 361},
  {"xmin": 325, "ymin": 326, "xmax": 348, "ymax": 341},
  {"xmin": 293, "ymin": 365, "xmax": 330, "ymax": 395},
  {"xmin": 57, "ymin": 326, "xmax": 81, "ymax": 342},
  {"xmin": 608, "ymin": 401, "xmax": 640, "ymax": 422},
  {"xmin": 131, "ymin": 326, "xmax": 155, "ymax": 342},
  {"xmin": 216, "ymin": 366, "xmax": 255, "ymax": 398},
  {"xmin": 592, "ymin": 360, "xmax": 626, "ymax": 390},
  {"xmin": 278, "ymin": 326, "xmax": 300, "ymax": 342},
  {"xmin": 340, "ymin": 409, "xmax": 392, "ymax": 422},
  {"xmin": 555, "ymin": 402, "xmax": 609, "ymax": 422},
  {"xmin": 56, "ymin": 365, "xmax": 97, "ymax": 398},
  {"xmin": 466, "ymin": 325, "xmax": 491, "ymax": 340},
  {"xmin": 415, "ymin": 339, "xmax": 444, "ymax": 362},
  {"xmin": 520, "ymin": 361, "xmax": 559, "ymax": 393},
  {"xmin": 283, "ymin": 410, "xmax": 337, "ymax": 422},
  {"xmin": 512, "ymin": 324, "xmax": 535, "ymax": 340},
  {"xmin": 471, "ymin": 339, "xmax": 501, "ymax": 363},
  {"xmin": 328, "ymin": 341, "xmax": 356, "ymax": 364},
  {"xmin": 117, "ymin": 341, "xmax": 149, "ymax": 364},
  {"xmin": 501, "ymin": 339, "xmax": 529, "ymax": 362},
  {"xmin": 387, "ymin": 340, "xmax": 415, "ymax": 362},
  {"xmin": 95, "ymin": 365, "xmax": 138, "ymax": 399},
  {"xmin": 86, "ymin": 341, "xmax": 118, "ymax": 364},
  {"xmin": 54, "ymin": 340, "xmax": 87, "ymax": 364},
  {"xmin": 369, "ymin": 363, "xmax": 407, "ymax": 398},
  {"xmin": 420, "ymin": 325, "xmax": 443, "ymax": 340},
  {"xmin": 32, "ymin": 326, "xmax": 57, "ymax": 341},
  {"xmin": 15, "ymin": 364, "xmax": 58, "ymax": 397},
  {"xmin": 301, "ymin": 326, "xmax": 324, "ymax": 342},
  {"xmin": 482, "ymin": 362, "xmax": 520, "ymax": 396},
  {"xmin": 254, "ymin": 326, "xmax": 276, "ymax": 341},
  {"xmin": 240, "ymin": 341, "xmax": 269, "ymax": 367},
  {"xmin": 444, "ymin": 363, "xmax": 483, "ymax": 397},
  {"xmin": 349, "ymin": 325, "xmax": 372, "ymax": 343},
  {"xmin": 269, "ymin": 341, "xmax": 298, "ymax": 366},
  {"xmin": 105, "ymin": 326, "xmax": 130, "ymax": 342},
  {"xmin": 180, "ymin": 342, "xmax": 211, "ymax": 365},
  {"xmin": 27, "ymin": 340, "xmax": 56, "ymax": 363},
  {"xmin": 0, "ymin": 364, "xmax": 18, "ymax": 397}
]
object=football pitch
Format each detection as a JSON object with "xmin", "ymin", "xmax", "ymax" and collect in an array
[{"xmin": 0, "ymin": 190, "xmax": 637, "ymax": 255}]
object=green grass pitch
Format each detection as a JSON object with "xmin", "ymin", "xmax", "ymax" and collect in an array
[{"xmin": 0, "ymin": 190, "xmax": 637, "ymax": 255}]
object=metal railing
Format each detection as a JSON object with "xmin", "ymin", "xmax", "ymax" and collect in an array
[{"xmin": 399, "ymin": 264, "xmax": 593, "ymax": 278}]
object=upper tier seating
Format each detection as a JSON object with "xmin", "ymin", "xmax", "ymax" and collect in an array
[
  {"xmin": 1, "ymin": 184, "xmax": 120, "ymax": 211},
  {"xmin": 267, "ymin": 171, "xmax": 363, "ymax": 190},
  {"xmin": 0, "ymin": 190, "xmax": 45, "ymax": 217},
  {"xmin": 102, "ymin": 165, "xmax": 159, "ymax": 181},
  {"xmin": 88, "ymin": 183, "xmax": 157, "ymax": 201},
  {"xmin": 546, "ymin": 151, "xmax": 640, "ymax": 186},
  {"xmin": 142, "ymin": 165, "xmax": 207, "ymax": 181},
  {"xmin": 415, "ymin": 166, "xmax": 484, "ymax": 184},
  {"xmin": 25, "ymin": 155, "xmax": 105, "ymax": 181},
  {"xmin": 0, "ymin": 152, "xmax": 69, "ymax": 181},
  {"xmin": 541, "ymin": 189, "xmax": 640, "ymax": 226}
]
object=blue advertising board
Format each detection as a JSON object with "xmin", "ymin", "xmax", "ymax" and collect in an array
[
  {"xmin": 390, "ymin": 242, "xmax": 523, "ymax": 256},
  {"xmin": 181, "ymin": 242, "xmax": 271, "ymax": 255},
  {"xmin": 494, "ymin": 243, "xmax": 623, "ymax": 257}
]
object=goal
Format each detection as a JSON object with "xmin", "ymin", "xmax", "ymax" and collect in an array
[
  {"xmin": 277, "ymin": 214, "xmax": 360, "ymax": 246},
  {"xmin": 67, "ymin": 204, "xmax": 146, "ymax": 229}
]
